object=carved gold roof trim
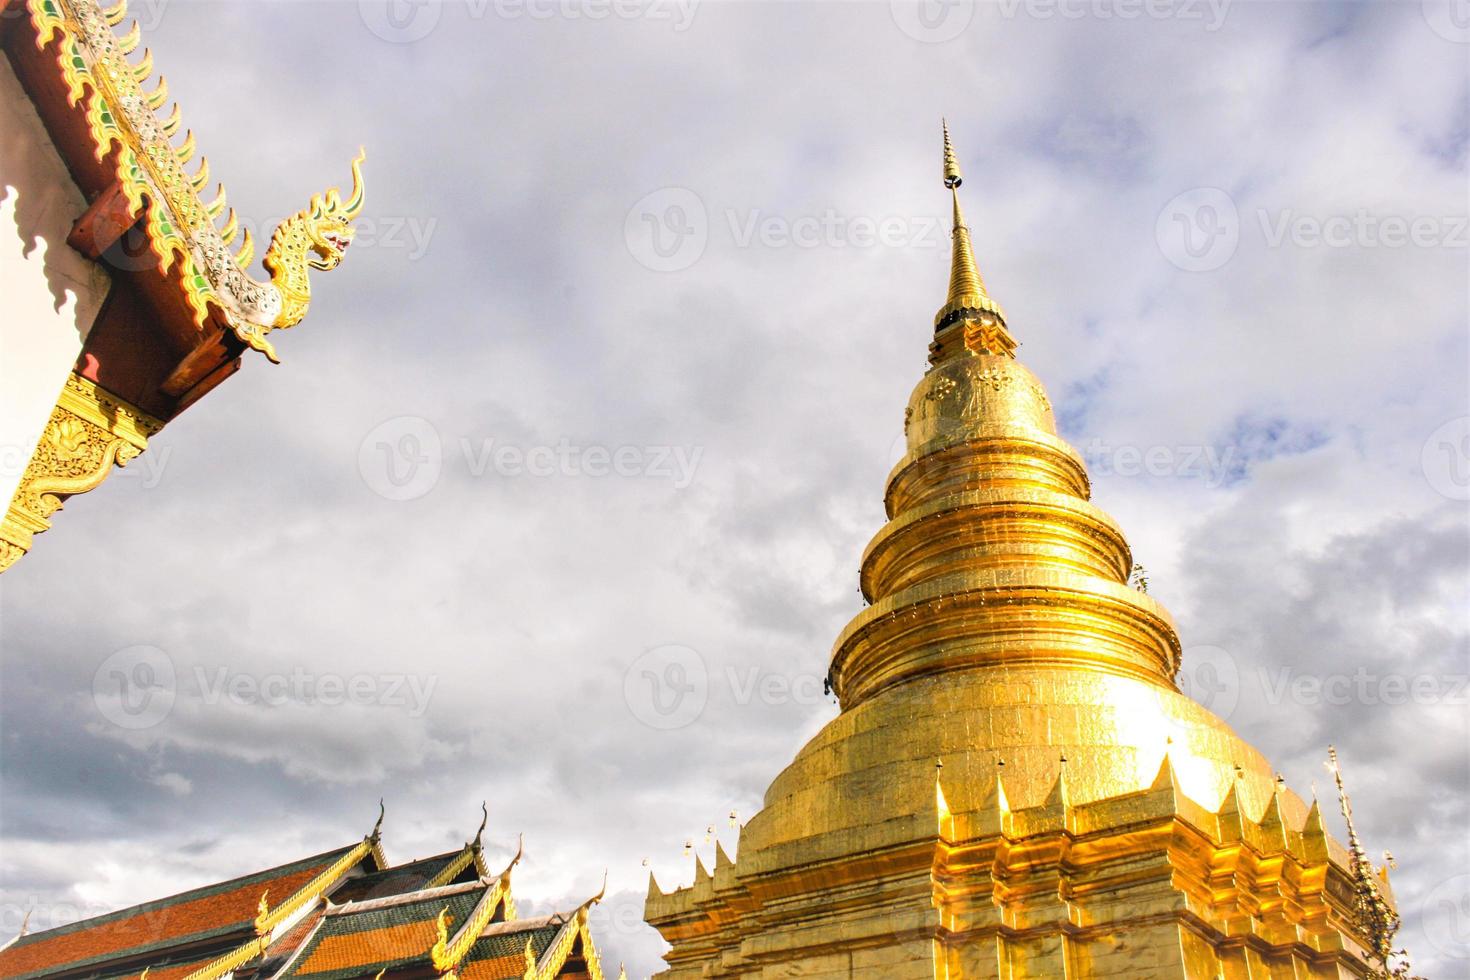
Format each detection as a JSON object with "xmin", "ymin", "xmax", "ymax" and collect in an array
[
  {"xmin": 429, "ymin": 877, "xmax": 506, "ymax": 974},
  {"xmin": 527, "ymin": 898, "xmax": 607, "ymax": 980},
  {"xmin": 425, "ymin": 846, "xmax": 479, "ymax": 890},
  {"xmin": 253, "ymin": 835, "xmax": 382, "ymax": 937},
  {"xmin": 24, "ymin": 0, "xmax": 364, "ymax": 361},
  {"xmin": 430, "ymin": 840, "xmax": 524, "ymax": 975},
  {"xmin": 0, "ymin": 373, "xmax": 163, "ymax": 573}
]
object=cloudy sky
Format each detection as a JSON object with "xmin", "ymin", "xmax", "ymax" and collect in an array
[{"xmin": 2, "ymin": 0, "xmax": 1467, "ymax": 975}]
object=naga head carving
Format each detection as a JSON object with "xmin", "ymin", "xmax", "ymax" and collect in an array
[
  {"xmin": 304, "ymin": 150, "xmax": 365, "ymax": 271},
  {"xmin": 261, "ymin": 149, "xmax": 366, "ymax": 332}
]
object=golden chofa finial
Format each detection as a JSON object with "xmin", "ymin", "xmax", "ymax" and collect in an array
[{"xmin": 933, "ymin": 122, "xmax": 1015, "ymax": 359}]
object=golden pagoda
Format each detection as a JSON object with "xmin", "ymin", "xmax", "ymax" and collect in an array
[{"xmin": 644, "ymin": 126, "xmax": 1409, "ymax": 979}]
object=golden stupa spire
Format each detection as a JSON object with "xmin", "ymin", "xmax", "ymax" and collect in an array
[
  {"xmin": 933, "ymin": 122, "xmax": 1014, "ymax": 358},
  {"xmin": 940, "ymin": 121, "xmax": 986, "ymax": 312}
]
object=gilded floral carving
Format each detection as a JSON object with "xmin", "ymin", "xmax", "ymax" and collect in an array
[{"xmin": 0, "ymin": 373, "xmax": 161, "ymax": 572}]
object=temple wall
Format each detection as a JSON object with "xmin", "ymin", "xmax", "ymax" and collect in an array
[{"xmin": 0, "ymin": 57, "xmax": 111, "ymax": 512}]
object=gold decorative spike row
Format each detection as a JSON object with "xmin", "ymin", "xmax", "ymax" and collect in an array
[
  {"xmin": 426, "ymin": 845, "xmax": 478, "ymax": 889},
  {"xmin": 524, "ymin": 905, "xmax": 605, "ymax": 980},
  {"xmin": 174, "ymin": 934, "xmax": 270, "ymax": 980},
  {"xmin": 25, "ymin": 0, "xmax": 364, "ymax": 361},
  {"xmin": 0, "ymin": 373, "xmax": 162, "ymax": 573}
]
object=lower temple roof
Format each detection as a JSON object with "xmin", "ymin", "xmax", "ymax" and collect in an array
[{"xmin": 1, "ymin": 811, "xmax": 614, "ymax": 980}]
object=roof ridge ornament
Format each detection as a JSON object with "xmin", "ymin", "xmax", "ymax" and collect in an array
[{"xmin": 471, "ymin": 801, "xmax": 488, "ymax": 848}]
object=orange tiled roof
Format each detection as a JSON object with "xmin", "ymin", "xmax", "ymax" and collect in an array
[
  {"xmin": 0, "ymin": 846, "xmax": 360, "ymax": 980},
  {"xmin": 282, "ymin": 882, "xmax": 490, "ymax": 980},
  {"xmin": 455, "ymin": 917, "xmax": 564, "ymax": 980}
]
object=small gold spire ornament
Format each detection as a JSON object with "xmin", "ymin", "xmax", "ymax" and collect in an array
[
  {"xmin": 1327, "ymin": 746, "xmax": 1422, "ymax": 979},
  {"xmin": 942, "ymin": 119, "xmax": 963, "ymax": 189}
]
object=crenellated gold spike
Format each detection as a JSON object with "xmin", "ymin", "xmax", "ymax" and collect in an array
[
  {"xmin": 131, "ymin": 48, "xmax": 152, "ymax": 83},
  {"xmin": 205, "ymin": 184, "xmax": 227, "ymax": 220},
  {"xmin": 159, "ymin": 103, "xmax": 181, "ymax": 138},
  {"xmin": 219, "ymin": 209, "xmax": 238, "ymax": 244},
  {"xmin": 102, "ymin": 0, "xmax": 127, "ymax": 26},
  {"xmin": 117, "ymin": 21, "xmax": 140, "ymax": 54},
  {"xmin": 189, "ymin": 156, "xmax": 209, "ymax": 193},
  {"xmin": 144, "ymin": 75, "xmax": 167, "ymax": 111},
  {"xmin": 233, "ymin": 228, "xmax": 254, "ymax": 269},
  {"xmin": 175, "ymin": 130, "xmax": 195, "ymax": 166}
]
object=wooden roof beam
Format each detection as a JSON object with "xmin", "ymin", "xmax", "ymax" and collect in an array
[{"xmin": 67, "ymin": 181, "xmax": 141, "ymax": 260}]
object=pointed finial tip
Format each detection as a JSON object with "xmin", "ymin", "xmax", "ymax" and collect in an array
[{"xmin": 942, "ymin": 119, "xmax": 962, "ymax": 189}]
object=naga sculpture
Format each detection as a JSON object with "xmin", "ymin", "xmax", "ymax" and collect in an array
[{"xmin": 27, "ymin": 0, "xmax": 366, "ymax": 362}]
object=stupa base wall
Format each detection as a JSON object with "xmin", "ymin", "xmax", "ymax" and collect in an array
[{"xmin": 647, "ymin": 766, "xmax": 1384, "ymax": 980}]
